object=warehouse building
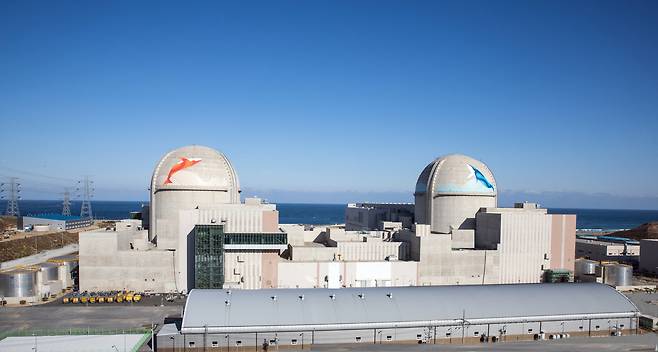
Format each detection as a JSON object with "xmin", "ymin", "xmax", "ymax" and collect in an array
[
  {"xmin": 576, "ymin": 235, "xmax": 640, "ymax": 265},
  {"xmin": 160, "ymin": 283, "xmax": 639, "ymax": 349},
  {"xmin": 18, "ymin": 214, "xmax": 93, "ymax": 231}
]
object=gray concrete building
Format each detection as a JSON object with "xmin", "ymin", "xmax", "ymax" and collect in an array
[
  {"xmin": 18, "ymin": 214, "xmax": 93, "ymax": 231},
  {"xmin": 639, "ymin": 239, "xmax": 658, "ymax": 275},
  {"xmin": 576, "ymin": 236, "xmax": 640, "ymax": 265}
]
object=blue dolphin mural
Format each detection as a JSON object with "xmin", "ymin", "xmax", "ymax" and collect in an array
[{"xmin": 470, "ymin": 165, "xmax": 494, "ymax": 190}]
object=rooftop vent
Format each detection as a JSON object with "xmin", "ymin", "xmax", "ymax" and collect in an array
[{"xmin": 329, "ymin": 294, "xmax": 336, "ymax": 300}]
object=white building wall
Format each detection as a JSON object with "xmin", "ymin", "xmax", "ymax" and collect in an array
[
  {"xmin": 498, "ymin": 212, "xmax": 551, "ymax": 283},
  {"xmin": 223, "ymin": 250, "xmax": 263, "ymax": 289}
]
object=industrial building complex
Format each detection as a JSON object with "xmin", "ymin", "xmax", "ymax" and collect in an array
[
  {"xmin": 2, "ymin": 145, "xmax": 654, "ymax": 350},
  {"xmin": 75, "ymin": 148, "xmax": 578, "ymax": 293}
]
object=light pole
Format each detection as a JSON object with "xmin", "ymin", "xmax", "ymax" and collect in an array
[
  {"xmin": 170, "ymin": 336, "xmax": 175, "ymax": 352},
  {"xmin": 299, "ymin": 333, "xmax": 304, "ymax": 350},
  {"xmin": 32, "ymin": 333, "xmax": 37, "ymax": 352}
]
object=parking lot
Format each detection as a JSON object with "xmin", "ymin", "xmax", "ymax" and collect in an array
[{"xmin": 0, "ymin": 302, "xmax": 183, "ymax": 332}]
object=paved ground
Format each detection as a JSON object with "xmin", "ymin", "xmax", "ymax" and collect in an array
[
  {"xmin": 310, "ymin": 333, "xmax": 658, "ymax": 351},
  {"xmin": 0, "ymin": 304, "xmax": 182, "ymax": 332},
  {"xmin": 625, "ymin": 292, "xmax": 658, "ymax": 317}
]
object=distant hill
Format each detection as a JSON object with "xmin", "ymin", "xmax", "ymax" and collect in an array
[{"xmin": 608, "ymin": 222, "xmax": 658, "ymax": 240}]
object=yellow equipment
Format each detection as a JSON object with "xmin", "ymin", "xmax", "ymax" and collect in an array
[
  {"xmin": 80, "ymin": 296, "xmax": 88, "ymax": 304},
  {"xmin": 62, "ymin": 297, "xmax": 70, "ymax": 304},
  {"xmin": 133, "ymin": 294, "xmax": 142, "ymax": 303}
]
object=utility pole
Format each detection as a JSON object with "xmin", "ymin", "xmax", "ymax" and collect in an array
[
  {"xmin": 62, "ymin": 188, "xmax": 71, "ymax": 216},
  {"xmin": 77, "ymin": 176, "xmax": 94, "ymax": 219},
  {"xmin": 1, "ymin": 177, "xmax": 21, "ymax": 216}
]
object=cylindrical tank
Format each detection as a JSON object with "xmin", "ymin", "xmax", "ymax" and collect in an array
[
  {"xmin": 603, "ymin": 264, "xmax": 633, "ymax": 287},
  {"xmin": 39, "ymin": 262, "xmax": 60, "ymax": 281},
  {"xmin": 0, "ymin": 269, "xmax": 37, "ymax": 297},
  {"xmin": 575, "ymin": 259, "xmax": 597, "ymax": 276},
  {"xmin": 33, "ymin": 225, "xmax": 50, "ymax": 232},
  {"xmin": 49, "ymin": 255, "xmax": 79, "ymax": 274}
]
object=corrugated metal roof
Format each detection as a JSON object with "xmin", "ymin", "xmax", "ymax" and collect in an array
[{"xmin": 182, "ymin": 283, "xmax": 637, "ymax": 332}]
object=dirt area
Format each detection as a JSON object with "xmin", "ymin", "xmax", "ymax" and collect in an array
[
  {"xmin": 609, "ymin": 222, "xmax": 658, "ymax": 240},
  {"xmin": 0, "ymin": 215, "xmax": 17, "ymax": 232},
  {"xmin": 0, "ymin": 232, "xmax": 79, "ymax": 262}
]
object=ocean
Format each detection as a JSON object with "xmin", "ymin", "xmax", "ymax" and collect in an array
[{"xmin": 7, "ymin": 200, "xmax": 658, "ymax": 231}]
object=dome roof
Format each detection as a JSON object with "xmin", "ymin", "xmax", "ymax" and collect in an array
[
  {"xmin": 151, "ymin": 145, "xmax": 240, "ymax": 195},
  {"xmin": 415, "ymin": 154, "xmax": 496, "ymax": 197}
]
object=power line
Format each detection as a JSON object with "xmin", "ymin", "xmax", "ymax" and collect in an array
[
  {"xmin": 77, "ymin": 176, "xmax": 94, "ymax": 219},
  {"xmin": 1, "ymin": 177, "xmax": 21, "ymax": 216},
  {"xmin": 62, "ymin": 188, "xmax": 71, "ymax": 216}
]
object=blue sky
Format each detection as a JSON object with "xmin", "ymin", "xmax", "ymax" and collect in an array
[{"xmin": 1, "ymin": 1, "xmax": 657, "ymax": 208}]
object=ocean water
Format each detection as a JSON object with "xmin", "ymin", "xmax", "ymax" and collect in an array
[{"xmin": 6, "ymin": 200, "xmax": 658, "ymax": 231}]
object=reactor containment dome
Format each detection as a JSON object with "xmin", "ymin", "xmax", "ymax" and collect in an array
[
  {"xmin": 149, "ymin": 145, "xmax": 241, "ymax": 245},
  {"xmin": 415, "ymin": 154, "xmax": 497, "ymax": 234}
]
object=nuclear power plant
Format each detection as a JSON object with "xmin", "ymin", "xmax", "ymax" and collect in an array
[{"xmin": 77, "ymin": 146, "xmax": 577, "ymax": 293}]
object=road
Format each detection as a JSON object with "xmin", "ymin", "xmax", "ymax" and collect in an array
[{"xmin": 310, "ymin": 333, "xmax": 658, "ymax": 351}]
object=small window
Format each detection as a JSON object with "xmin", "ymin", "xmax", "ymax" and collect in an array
[
  {"xmin": 235, "ymin": 341, "xmax": 242, "ymax": 346},
  {"xmin": 446, "ymin": 332, "xmax": 451, "ymax": 337},
  {"xmin": 620, "ymin": 324, "xmax": 625, "ymax": 328},
  {"xmin": 355, "ymin": 336, "xmax": 362, "ymax": 342},
  {"xmin": 579, "ymin": 326, "xmax": 583, "ymax": 330},
  {"xmin": 416, "ymin": 334, "xmax": 422, "ymax": 340},
  {"xmin": 211, "ymin": 341, "xmax": 218, "ymax": 347},
  {"xmin": 269, "ymin": 339, "xmax": 277, "ymax": 345},
  {"xmin": 386, "ymin": 335, "xmax": 392, "ymax": 341},
  {"xmin": 189, "ymin": 342, "xmax": 195, "ymax": 347},
  {"xmin": 291, "ymin": 339, "xmax": 298, "ymax": 345},
  {"xmin": 528, "ymin": 329, "xmax": 533, "ymax": 333},
  {"xmin": 595, "ymin": 325, "xmax": 600, "ymax": 329}
]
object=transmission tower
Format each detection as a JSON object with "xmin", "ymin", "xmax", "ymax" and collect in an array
[
  {"xmin": 0, "ymin": 177, "xmax": 21, "ymax": 216},
  {"xmin": 62, "ymin": 188, "xmax": 72, "ymax": 216},
  {"xmin": 77, "ymin": 176, "xmax": 94, "ymax": 219}
]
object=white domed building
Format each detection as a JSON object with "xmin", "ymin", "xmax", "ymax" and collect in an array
[
  {"xmin": 80, "ymin": 145, "xmax": 284, "ymax": 293},
  {"xmin": 149, "ymin": 145, "xmax": 241, "ymax": 248},
  {"xmin": 414, "ymin": 154, "xmax": 497, "ymax": 234}
]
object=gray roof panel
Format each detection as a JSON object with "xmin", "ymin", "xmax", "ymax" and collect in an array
[{"xmin": 182, "ymin": 283, "xmax": 637, "ymax": 332}]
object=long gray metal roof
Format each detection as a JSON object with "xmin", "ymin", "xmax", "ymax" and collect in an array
[{"xmin": 181, "ymin": 283, "xmax": 638, "ymax": 334}]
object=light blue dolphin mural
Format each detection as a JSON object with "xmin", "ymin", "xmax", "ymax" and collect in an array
[{"xmin": 470, "ymin": 165, "xmax": 494, "ymax": 190}]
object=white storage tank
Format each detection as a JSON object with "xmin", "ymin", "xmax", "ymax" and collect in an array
[
  {"xmin": 603, "ymin": 263, "xmax": 633, "ymax": 287},
  {"xmin": 575, "ymin": 258, "xmax": 598, "ymax": 277},
  {"xmin": 39, "ymin": 262, "xmax": 60, "ymax": 281},
  {"xmin": 0, "ymin": 269, "xmax": 37, "ymax": 297}
]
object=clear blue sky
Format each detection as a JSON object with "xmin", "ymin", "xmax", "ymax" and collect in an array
[{"xmin": 1, "ymin": 1, "xmax": 657, "ymax": 208}]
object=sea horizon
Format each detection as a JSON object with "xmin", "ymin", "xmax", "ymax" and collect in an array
[{"xmin": 6, "ymin": 199, "xmax": 658, "ymax": 231}]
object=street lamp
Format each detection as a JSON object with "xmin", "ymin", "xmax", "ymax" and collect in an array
[
  {"xmin": 299, "ymin": 333, "xmax": 304, "ymax": 350},
  {"xmin": 169, "ymin": 336, "xmax": 175, "ymax": 352}
]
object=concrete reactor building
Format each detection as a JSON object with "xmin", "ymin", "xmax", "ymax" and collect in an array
[{"xmin": 80, "ymin": 145, "xmax": 283, "ymax": 293}]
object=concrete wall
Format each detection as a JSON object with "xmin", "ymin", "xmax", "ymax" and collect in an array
[
  {"xmin": 549, "ymin": 214, "xmax": 576, "ymax": 271},
  {"xmin": 640, "ymin": 239, "xmax": 658, "ymax": 275},
  {"xmin": 79, "ymin": 229, "xmax": 176, "ymax": 292},
  {"xmin": 277, "ymin": 261, "xmax": 418, "ymax": 289},
  {"xmin": 414, "ymin": 233, "xmax": 500, "ymax": 285}
]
